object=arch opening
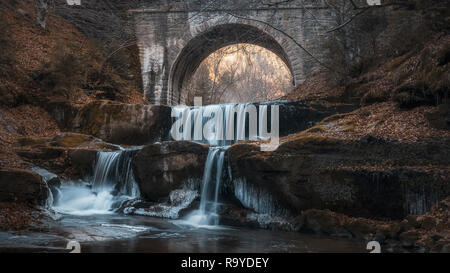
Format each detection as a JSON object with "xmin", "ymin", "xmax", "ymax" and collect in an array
[
  {"xmin": 184, "ymin": 43, "xmax": 293, "ymax": 105},
  {"xmin": 169, "ymin": 23, "xmax": 295, "ymax": 105}
]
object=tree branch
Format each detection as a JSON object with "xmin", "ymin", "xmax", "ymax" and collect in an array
[
  {"xmin": 325, "ymin": 7, "xmax": 370, "ymax": 33},
  {"xmin": 225, "ymin": 11, "xmax": 342, "ymax": 74}
]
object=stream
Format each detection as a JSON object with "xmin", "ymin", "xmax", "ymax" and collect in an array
[{"xmin": 0, "ymin": 214, "xmax": 365, "ymax": 253}]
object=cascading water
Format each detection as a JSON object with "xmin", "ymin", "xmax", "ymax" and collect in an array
[
  {"xmin": 31, "ymin": 167, "xmax": 60, "ymax": 209},
  {"xmin": 54, "ymin": 149, "xmax": 140, "ymax": 216},
  {"xmin": 92, "ymin": 150, "xmax": 140, "ymax": 198},
  {"xmin": 171, "ymin": 102, "xmax": 273, "ymax": 146},
  {"xmin": 184, "ymin": 147, "xmax": 226, "ymax": 227},
  {"xmin": 171, "ymin": 102, "xmax": 279, "ymax": 227}
]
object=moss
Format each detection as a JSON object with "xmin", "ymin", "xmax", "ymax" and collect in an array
[
  {"xmin": 389, "ymin": 51, "xmax": 416, "ymax": 70},
  {"xmin": 392, "ymin": 82, "xmax": 440, "ymax": 108},
  {"xmin": 340, "ymin": 120, "xmax": 356, "ymax": 132},
  {"xmin": 424, "ymin": 68, "xmax": 447, "ymax": 91},
  {"xmin": 277, "ymin": 135, "xmax": 340, "ymax": 153},
  {"xmin": 95, "ymin": 142, "xmax": 120, "ymax": 151},
  {"xmin": 341, "ymin": 125, "xmax": 356, "ymax": 132},
  {"xmin": 361, "ymin": 89, "xmax": 390, "ymax": 105},
  {"xmin": 228, "ymin": 142, "xmax": 260, "ymax": 158},
  {"xmin": 49, "ymin": 133, "xmax": 91, "ymax": 148},
  {"xmin": 321, "ymin": 113, "xmax": 351, "ymax": 124},
  {"xmin": 305, "ymin": 125, "xmax": 326, "ymax": 133},
  {"xmin": 17, "ymin": 137, "xmax": 47, "ymax": 147},
  {"xmin": 76, "ymin": 101, "xmax": 130, "ymax": 136}
]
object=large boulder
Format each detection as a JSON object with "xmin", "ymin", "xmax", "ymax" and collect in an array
[
  {"xmin": 67, "ymin": 149, "xmax": 99, "ymax": 179},
  {"xmin": 70, "ymin": 101, "xmax": 172, "ymax": 145},
  {"xmin": 0, "ymin": 169, "xmax": 49, "ymax": 206},
  {"xmin": 228, "ymin": 135, "xmax": 450, "ymax": 219},
  {"xmin": 30, "ymin": 167, "xmax": 62, "ymax": 204},
  {"xmin": 132, "ymin": 141, "xmax": 209, "ymax": 202},
  {"xmin": 16, "ymin": 133, "xmax": 119, "ymax": 179}
]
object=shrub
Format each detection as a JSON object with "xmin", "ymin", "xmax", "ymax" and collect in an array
[
  {"xmin": 322, "ymin": 2, "xmax": 386, "ymax": 81},
  {"xmin": 38, "ymin": 46, "xmax": 86, "ymax": 96},
  {"xmin": 393, "ymin": 84, "xmax": 436, "ymax": 108}
]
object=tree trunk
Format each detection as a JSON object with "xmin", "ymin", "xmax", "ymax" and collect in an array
[{"xmin": 35, "ymin": 0, "xmax": 48, "ymax": 29}]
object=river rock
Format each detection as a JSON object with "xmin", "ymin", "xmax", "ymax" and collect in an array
[
  {"xmin": 132, "ymin": 141, "xmax": 209, "ymax": 201},
  {"xmin": 121, "ymin": 189, "xmax": 199, "ymax": 219},
  {"xmin": 30, "ymin": 167, "xmax": 62, "ymax": 203},
  {"xmin": 67, "ymin": 149, "xmax": 99, "ymax": 178},
  {"xmin": 16, "ymin": 133, "xmax": 119, "ymax": 179},
  {"xmin": 228, "ymin": 136, "xmax": 450, "ymax": 219},
  {"xmin": 70, "ymin": 101, "xmax": 172, "ymax": 145},
  {"xmin": 0, "ymin": 169, "xmax": 49, "ymax": 206}
]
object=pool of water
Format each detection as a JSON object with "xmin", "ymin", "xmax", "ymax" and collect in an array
[{"xmin": 0, "ymin": 213, "xmax": 366, "ymax": 253}]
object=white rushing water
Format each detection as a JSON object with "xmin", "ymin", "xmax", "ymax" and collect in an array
[
  {"xmin": 31, "ymin": 167, "xmax": 59, "ymax": 209},
  {"xmin": 54, "ymin": 150, "xmax": 140, "ymax": 216},
  {"xmin": 171, "ymin": 102, "xmax": 280, "ymax": 227},
  {"xmin": 171, "ymin": 102, "xmax": 278, "ymax": 146},
  {"xmin": 184, "ymin": 147, "xmax": 226, "ymax": 227}
]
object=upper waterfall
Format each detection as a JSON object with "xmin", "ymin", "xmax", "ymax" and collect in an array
[{"xmin": 170, "ymin": 102, "xmax": 280, "ymax": 147}]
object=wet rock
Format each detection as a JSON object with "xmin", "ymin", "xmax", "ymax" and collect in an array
[
  {"xmin": 70, "ymin": 101, "xmax": 172, "ymax": 145},
  {"xmin": 228, "ymin": 137, "xmax": 450, "ymax": 219},
  {"xmin": 132, "ymin": 141, "xmax": 209, "ymax": 201},
  {"xmin": 17, "ymin": 147, "xmax": 64, "ymax": 160},
  {"xmin": 360, "ymin": 134, "xmax": 387, "ymax": 144},
  {"xmin": 16, "ymin": 132, "xmax": 119, "ymax": 179},
  {"xmin": 0, "ymin": 169, "xmax": 49, "ymax": 206},
  {"xmin": 5, "ymin": 125, "xmax": 15, "ymax": 133},
  {"xmin": 48, "ymin": 133, "xmax": 94, "ymax": 148},
  {"xmin": 217, "ymin": 203, "xmax": 299, "ymax": 231},
  {"xmin": 217, "ymin": 204, "xmax": 260, "ymax": 229},
  {"xmin": 301, "ymin": 209, "xmax": 353, "ymax": 238},
  {"xmin": 44, "ymin": 101, "xmax": 78, "ymax": 129},
  {"xmin": 122, "ymin": 189, "xmax": 199, "ymax": 219},
  {"xmin": 67, "ymin": 149, "xmax": 98, "ymax": 178},
  {"xmin": 31, "ymin": 167, "xmax": 61, "ymax": 204},
  {"xmin": 399, "ymin": 230, "xmax": 422, "ymax": 247}
]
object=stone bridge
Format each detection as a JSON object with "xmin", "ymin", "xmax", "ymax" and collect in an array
[{"xmin": 129, "ymin": 0, "xmax": 334, "ymax": 105}]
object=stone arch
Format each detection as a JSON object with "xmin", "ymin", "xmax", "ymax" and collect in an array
[{"xmin": 169, "ymin": 23, "xmax": 295, "ymax": 105}]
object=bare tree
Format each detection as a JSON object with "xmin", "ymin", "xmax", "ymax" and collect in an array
[
  {"xmin": 35, "ymin": 0, "xmax": 49, "ymax": 29},
  {"xmin": 184, "ymin": 43, "xmax": 292, "ymax": 105}
]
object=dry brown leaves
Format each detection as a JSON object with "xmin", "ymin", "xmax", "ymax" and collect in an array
[
  {"xmin": 0, "ymin": 105, "xmax": 60, "ymax": 169},
  {"xmin": 310, "ymin": 102, "xmax": 450, "ymax": 143},
  {"xmin": 0, "ymin": 202, "xmax": 41, "ymax": 231}
]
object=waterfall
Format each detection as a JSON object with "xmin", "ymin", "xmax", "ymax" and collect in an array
[
  {"xmin": 233, "ymin": 178, "xmax": 290, "ymax": 217},
  {"xmin": 170, "ymin": 101, "xmax": 289, "ymax": 226},
  {"xmin": 185, "ymin": 147, "xmax": 226, "ymax": 226},
  {"xmin": 31, "ymin": 167, "xmax": 61, "ymax": 208},
  {"xmin": 170, "ymin": 102, "xmax": 279, "ymax": 226},
  {"xmin": 54, "ymin": 149, "xmax": 140, "ymax": 216},
  {"xmin": 92, "ymin": 150, "xmax": 140, "ymax": 198},
  {"xmin": 171, "ymin": 102, "xmax": 276, "ymax": 146}
]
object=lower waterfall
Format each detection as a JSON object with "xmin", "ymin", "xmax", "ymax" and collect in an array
[
  {"xmin": 54, "ymin": 149, "xmax": 140, "ymax": 216},
  {"xmin": 184, "ymin": 147, "xmax": 226, "ymax": 226}
]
